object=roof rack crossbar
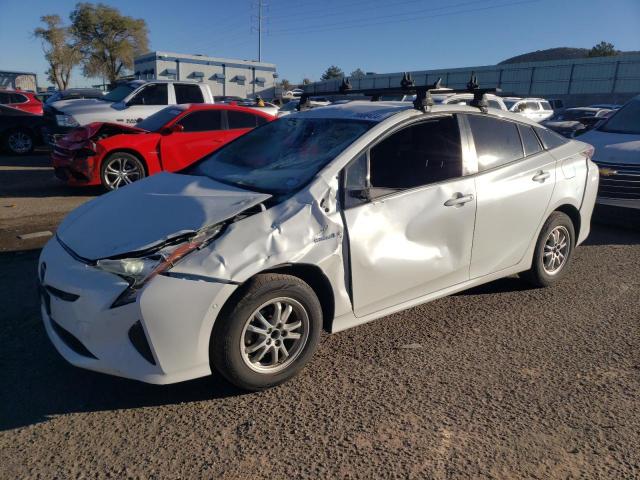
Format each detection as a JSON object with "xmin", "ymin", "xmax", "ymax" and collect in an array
[{"xmin": 298, "ymin": 71, "xmax": 501, "ymax": 113}]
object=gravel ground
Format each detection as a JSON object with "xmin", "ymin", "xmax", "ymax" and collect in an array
[{"xmin": 1, "ymin": 154, "xmax": 639, "ymax": 479}]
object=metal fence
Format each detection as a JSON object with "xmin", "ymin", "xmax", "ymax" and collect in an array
[{"xmin": 304, "ymin": 54, "xmax": 640, "ymax": 106}]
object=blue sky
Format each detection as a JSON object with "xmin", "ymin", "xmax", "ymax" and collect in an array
[{"xmin": 1, "ymin": 0, "xmax": 639, "ymax": 87}]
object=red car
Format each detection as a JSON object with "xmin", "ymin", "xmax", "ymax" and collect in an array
[
  {"xmin": 52, "ymin": 104, "xmax": 275, "ymax": 190},
  {"xmin": 0, "ymin": 89, "xmax": 43, "ymax": 115}
]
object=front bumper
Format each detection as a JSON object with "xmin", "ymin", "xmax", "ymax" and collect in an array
[
  {"xmin": 39, "ymin": 237, "xmax": 238, "ymax": 384},
  {"xmin": 51, "ymin": 143, "xmax": 101, "ymax": 186}
]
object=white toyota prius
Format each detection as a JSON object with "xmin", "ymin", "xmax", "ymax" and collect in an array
[{"xmin": 38, "ymin": 98, "xmax": 599, "ymax": 391}]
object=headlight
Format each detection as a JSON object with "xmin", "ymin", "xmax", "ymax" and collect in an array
[
  {"xmin": 56, "ymin": 114, "xmax": 79, "ymax": 127},
  {"xmin": 97, "ymin": 223, "xmax": 224, "ymax": 307}
]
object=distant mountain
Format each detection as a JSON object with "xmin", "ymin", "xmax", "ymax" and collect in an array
[{"xmin": 499, "ymin": 47, "xmax": 640, "ymax": 64}]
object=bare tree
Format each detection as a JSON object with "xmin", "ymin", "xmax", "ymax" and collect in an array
[{"xmin": 34, "ymin": 15, "xmax": 81, "ymax": 90}]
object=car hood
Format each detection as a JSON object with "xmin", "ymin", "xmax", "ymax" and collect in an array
[
  {"xmin": 578, "ymin": 129, "xmax": 640, "ymax": 165},
  {"xmin": 57, "ymin": 172, "xmax": 271, "ymax": 261},
  {"xmin": 51, "ymin": 98, "xmax": 112, "ymax": 112}
]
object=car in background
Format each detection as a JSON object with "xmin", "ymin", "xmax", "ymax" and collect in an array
[
  {"xmin": 215, "ymin": 97, "xmax": 280, "ymax": 117},
  {"xmin": 431, "ymin": 92, "xmax": 508, "ymax": 110},
  {"xmin": 0, "ymin": 89, "xmax": 43, "ymax": 115},
  {"xmin": 548, "ymin": 99, "xmax": 565, "ymax": 111},
  {"xmin": 284, "ymin": 88, "xmax": 304, "ymax": 98},
  {"xmin": 44, "ymin": 80, "xmax": 214, "ymax": 143},
  {"xmin": 542, "ymin": 107, "xmax": 612, "ymax": 138},
  {"xmin": 589, "ymin": 104, "xmax": 621, "ymax": 110},
  {"xmin": 44, "ymin": 88, "xmax": 105, "ymax": 105},
  {"xmin": 503, "ymin": 97, "xmax": 554, "ymax": 122},
  {"xmin": 579, "ymin": 95, "xmax": 640, "ymax": 199},
  {"xmin": 0, "ymin": 104, "xmax": 45, "ymax": 155},
  {"xmin": 38, "ymin": 100, "xmax": 598, "ymax": 391},
  {"xmin": 52, "ymin": 103, "xmax": 274, "ymax": 190},
  {"xmin": 277, "ymin": 98, "xmax": 331, "ymax": 117}
]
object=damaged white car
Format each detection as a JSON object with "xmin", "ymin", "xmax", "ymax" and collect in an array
[{"xmin": 38, "ymin": 99, "xmax": 599, "ymax": 390}]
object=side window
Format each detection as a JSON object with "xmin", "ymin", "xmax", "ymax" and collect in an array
[
  {"xmin": 228, "ymin": 110, "xmax": 259, "ymax": 129},
  {"xmin": 368, "ymin": 116, "xmax": 463, "ymax": 193},
  {"xmin": 467, "ymin": 115, "xmax": 523, "ymax": 171},
  {"xmin": 10, "ymin": 94, "xmax": 28, "ymax": 104},
  {"xmin": 178, "ymin": 110, "xmax": 223, "ymax": 132},
  {"xmin": 174, "ymin": 84, "xmax": 204, "ymax": 104},
  {"xmin": 540, "ymin": 101, "xmax": 552, "ymax": 111},
  {"xmin": 534, "ymin": 126, "xmax": 569, "ymax": 150},
  {"xmin": 488, "ymin": 100, "xmax": 503, "ymax": 110},
  {"xmin": 518, "ymin": 124, "xmax": 543, "ymax": 156},
  {"xmin": 0, "ymin": 92, "xmax": 9, "ymax": 103},
  {"xmin": 129, "ymin": 83, "xmax": 168, "ymax": 105},
  {"xmin": 525, "ymin": 101, "xmax": 540, "ymax": 111}
]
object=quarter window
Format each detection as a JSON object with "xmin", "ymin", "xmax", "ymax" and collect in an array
[
  {"xmin": 467, "ymin": 115, "xmax": 523, "ymax": 171},
  {"xmin": 174, "ymin": 84, "xmax": 204, "ymax": 104},
  {"xmin": 10, "ymin": 93, "xmax": 28, "ymax": 103},
  {"xmin": 534, "ymin": 126, "xmax": 569, "ymax": 150},
  {"xmin": 0, "ymin": 92, "xmax": 10, "ymax": 103},
  {"xmin": 518, "ymin": 124, "xmax": 543, "ymax": 156},
  {"xmin": 178, "ymin": 110, "xmax": 223, "ymax": 132},
  {"xmin": 525, "ymin": 101, "xmax": 540, "ymax": 110},
  {"xmin": 368, "ymin": 116, "xmax": 463, "ymax": 192}
]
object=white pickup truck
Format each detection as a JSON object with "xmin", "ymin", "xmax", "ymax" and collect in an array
[{"xmin": 43, "ymin": 80, "xmax": 214, "ymax": 141}]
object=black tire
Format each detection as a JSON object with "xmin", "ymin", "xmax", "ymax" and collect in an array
[
  {"xmin": 4, "ymin": 128, "xmax": 35, "ymax": 155},
  {"xmin": 212, "ymin": 273, "xmax": 323, "ymax": 391},
  {"xmin": 520, "ymin": 211, "xmax": 575, "ymax": 288},
  {"xmin": 100, "ymin": 151, "xmax": 146, "ymax": 191}
]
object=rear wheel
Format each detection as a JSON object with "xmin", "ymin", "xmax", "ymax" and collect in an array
[
  {"xmin": 521, "ymin": 211, "xmax": 575, "ymax": 287},
  {"xmin": 5, "ymin": 129, "xmax": 35, "ymax": 155},
  {"xmin": 100, "ymin": 152, "xmax": 146, "ymax": 191},
  {"xmin": 212, "ymin": 274, "xmax": 322, "ymax": 391}
]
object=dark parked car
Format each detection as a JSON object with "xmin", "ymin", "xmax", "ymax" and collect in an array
[
  {"xmin": 542, "ymin": 107, "xmax": 612, "ymax": 137},
  {"xmin": 0, "ymin": 104, "xmax": 44, "ymax": 154}
]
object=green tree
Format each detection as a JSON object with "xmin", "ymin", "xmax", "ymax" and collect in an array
[
  {"xmin": 321, "ymin": 65, "xmax": 344, "ymax": 80},
  {"xmin": 34, "ymin": 15, "xmax": 81, "ymax": 90},
  {"xmin": 349, "ymin": 68, "xmax": 366, "ymax": 79},
  {"xmin": 70, "ymin": 2, "xmax": 149, "ymax": 83},
  {"xmin": 588, "ymin": 41, "xmax": 618, "ymax": 58}
]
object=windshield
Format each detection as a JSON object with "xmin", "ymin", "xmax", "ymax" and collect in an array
[
  {"xmin": 102, "ymin": 84, "xmax": 136, "ymax": 102},
  {"xmin": 136, "ymin": 106, "xmax": 186, "ymax": 131},
  {"xmin": 598, "ymin": 99, "xmax": 640, "ymax": 135},
  {"xmin": 504, "ymin": 100, "xmax": 518, "ymax": 109},
  {"xmin": 188, "ymin": 117, "xmax": 374, "ymax": 194}
]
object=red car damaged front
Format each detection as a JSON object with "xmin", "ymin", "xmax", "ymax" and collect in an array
[{"xmin": 52, "ymin": 122, "xmax": 146, "ymax": 185}]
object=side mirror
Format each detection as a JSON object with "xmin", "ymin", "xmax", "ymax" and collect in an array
[{"xmin": 161, "ymin": 124, "xmax": 184, "ymax": 135}]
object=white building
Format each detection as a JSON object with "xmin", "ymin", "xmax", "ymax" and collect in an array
[{"xmin": 133, "ymin": 51, "xmax": 278, "ymax": 99}]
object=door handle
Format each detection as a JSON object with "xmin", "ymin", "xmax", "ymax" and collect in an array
[
  {"xmin": 444, "ymin": 193, "xmax": 474, "ymax": 207},
  {"xmin": 532, "ymin": 170, "xmax": 550, "ymax": 182}
]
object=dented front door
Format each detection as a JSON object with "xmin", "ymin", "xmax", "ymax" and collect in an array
[{"xmin": 343, "ymin": 178, "xmax": 477, "ymax": 318}]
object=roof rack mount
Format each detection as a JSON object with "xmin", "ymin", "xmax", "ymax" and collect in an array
[{"xmin": 298, "ymin": 71, "xmax": 501, "ymax": 113}]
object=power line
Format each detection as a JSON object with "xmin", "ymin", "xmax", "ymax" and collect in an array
[{"xmin": 268, "ymin": 0, "xmax": 538, "ymax": 36}]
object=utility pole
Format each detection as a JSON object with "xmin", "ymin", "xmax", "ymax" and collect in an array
[{"xmin": 258, "ymin": 0, "xmax": 263, "ymax": 62}]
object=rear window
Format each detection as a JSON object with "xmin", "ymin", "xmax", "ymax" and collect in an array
[
  {"xmin": 228, "ymin": 110, "xmax": 260, "ymax": 129},
  {"xmin": 174, "ymin": 84, "xmax": 204, "ymax": 104},
  {"xmin": 534, "ymin": 126, "xmax": 569, "ymax": 149}
]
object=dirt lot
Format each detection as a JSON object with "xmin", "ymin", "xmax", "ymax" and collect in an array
[{"xmin": 1, "ymin": 154, "xmax": 639, "ymax": 479}]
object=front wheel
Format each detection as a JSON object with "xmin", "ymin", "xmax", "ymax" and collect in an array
[
  {"xmin": 100, "ymin": 152, "xmax": 146, "ymax": 191},
  {"xmin": 212, "ymin": 274, "xmax": 322, "ymax": 391},
  {"xmin": 520, "ymin": 211, "xmax": 575, "ymax": 288}
]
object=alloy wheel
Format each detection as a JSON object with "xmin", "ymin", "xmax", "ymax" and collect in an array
[
  {"xmin": 103, "ymin": 156, "xmax": 143, "ymax": 190},
  {"xmin": 240, "ymin": 297, "xmax": 310, "ymax": 374},
  {"xmin": 7, "ymin": 131, "xmax": 33, "ymax": 154},
  {"xmin": 542, "ymin": 225, "xmax": 570, "ymax": 275}
]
